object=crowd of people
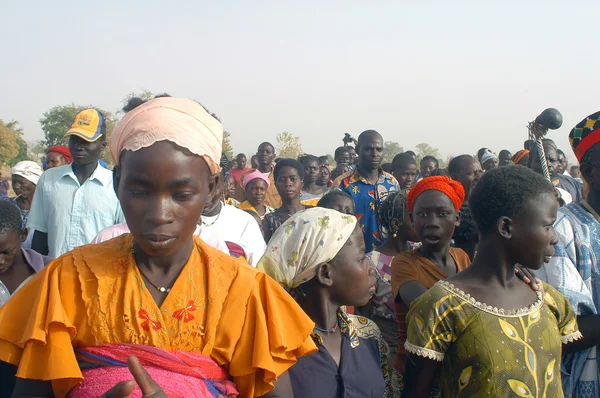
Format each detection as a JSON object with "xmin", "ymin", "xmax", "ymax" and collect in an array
[{"xmin": 0, "ymin": 93, "xmax": 598, "ymax": 398}]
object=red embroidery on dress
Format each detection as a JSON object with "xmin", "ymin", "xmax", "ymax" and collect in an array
[
  {"xmin": 172, "ymin": 300, "xmax": 197, "ymax": 323},
  {"xmin": 138, "ymin": 309, "xmax": 162, "ymax": 331}
]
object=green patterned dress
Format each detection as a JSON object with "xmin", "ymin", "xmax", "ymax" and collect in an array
[{"xmin": 405, "ymin": 281, "xmax": 581, "ymax": 397}]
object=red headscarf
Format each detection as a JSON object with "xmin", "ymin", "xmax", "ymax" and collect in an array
[
  {"xmin": 47, "ymin": 146, "xmax": 73, "ymax": 163},
  {"xmin": 408, "ymin": 176, "xmax": 465, "ymax": 212}
]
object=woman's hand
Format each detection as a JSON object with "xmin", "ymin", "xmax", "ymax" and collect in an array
[
  {"xmin": 101, "ymin": 356, "xmax": 167, "ymax": 398},
  {"xmin": 515, "ymin": 266, "xmax": 542, "ymax": 291}
]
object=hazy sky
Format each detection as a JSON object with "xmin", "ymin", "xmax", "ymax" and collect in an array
[{"xmin": 2, "ymin": 1, "xmax": 598, "ymax": 162}]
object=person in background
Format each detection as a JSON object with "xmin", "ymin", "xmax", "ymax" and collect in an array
[
  {"xmin": 29, "ymin": 110, "xmax": 124, "ymax": 258},
  {"xmin": 512, "ymin": 149, "xmax": 530, "ymax": 166},
  {"xmin": 223, "ymin": 172, "xmax": 239, "ymax": 207},
  {"xmin": 498, "ymin": 149, "xmax": 513, "ymax": 166},
  {"xmin": 45, "ymin": 146, "xmax": 72, "ymax": 169},
  {"xmin": 318, "ymin": 155, "xmax": 330, "ymax": 167},
  {"xmin": 262, "ymin": 159, "xmax": 306, "ymax": 242},
  {"xmin": 0, "ymin": 173, "xmax": 9, "ymax": 199},
  {"xmin": 392, "ymin": 153, "xmax": 418, "ymax": 190},
  {"xmin": 477, "ymin": 147, "xmax": 491, "ymax": 163},
  {"xmin": 367, "ymin": 191, "xmax": 419, "ymax": 378},
  {"xmin": 317, "ymin": 190, "xmax": 355, "ymax": 215},
  {"xmin": 403, "ymin": 166, "xmax": 579, "ymax": 398},
  {"xmin": 334, "ymin": 130, "xmax": 400, "ymax": 252},
  {"xmin": 558, "ymin": 149, "xmax": 569, "ymax": 175},
  {"xmin": 570, "ymin": 165, "xmax": 583, "ymax": 183},
  {"xmin": 381, "ymin": 163, "xmax": 393, "ymax": 173},
  {"xmin": 299, "ymin": 155, "xmax": 328, "ymax": 206},
  {"xmin": 0, "ymin": 97, "xmax": 316, "ymax": 398},
  {"xmin": 530, "ymin": 138, "xmax": 582, "ymax": 204},
  {"xmin": 331, "ymin": 147, "xmax": 352, "ymax": 181},
  {"xmin": 250, "ymin": 154, "xmax": 259, "ymax": 169},
  {"xmin": 347, "ymin": 146, "xmax": 358, "ymax": 165},
  {"xmin": 480, "ymin": 149, "xmax": 499, "ymax": 171},
  {"xmin": 452, "ymin": 203, "xmax": 479, "ymax": 260},
  {"xmin": 230, "ymin": 153, "xmax": 252, "ymax": 184},
  {"xmin": 419, "ymin": 155, "xmax": 439, "ymax": 178},
  {"xmin": 258, "ymin": 208, "xmax": 390, "ymax": 397},
  {"xmin": 8, "ymin": 161, "xmax": 43, "ymax": 249},
  {"xmin": 238, "ymin": 170, "xmax": 275, "ymax": 220},
  {"xmin": 234, "ymin": 142, "xmax": 281, "ymax": 208},
  {"xmin": 535, "ymin": 111, "xmax": 600, "ymax": 397},
  {"xmin": 390, "ymin": 176, "xmax": 470, "ymax": 395},
  {"xmin": 318, "ymin": 165, "xmax": 332, "ymax": 187},
  {"xmin": 448, "ymin": 154, "xmax": 483, "ymax": 200}
]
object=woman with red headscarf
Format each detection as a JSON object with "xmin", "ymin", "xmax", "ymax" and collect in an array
[
  {"xmin": 46, "ymin": 146, "xmax": 72, "ymax": 169},
  {"xmin": 390, "ymin": 176, "xmax": 470, "ymax": 396}
]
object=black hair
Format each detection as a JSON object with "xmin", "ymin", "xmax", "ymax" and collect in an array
[
  {"xmin": 382, "ymin": 163, "xmax": 393, "ymax": 173},
  {"xmin": 405, "ymin": 150, "xmax": 416, "ymax": 157},
  {"xmin": 122, "ymin": 93, "xmax": 172, "ymax": 113},
  {"xmin": 448, "ymin": 154, "xmax": 474, "ymax": 176},
  {"xmin": 258, "ymin": 142, "xmax": 275, "ymax": 152},
  {"xmin": 378, "ymin": 190, "xmax": 408, "ymax": 232},
  {"xmin": 298, "ymin": 154, "xmax": 321, "ymax": 166},
  {"xmin": 499, "ymin": 149, "xmax": 512, "ymax": 158},
  {"xmin": 0, "ymin": 201, "xmax": 23, "ymax": 234},
  {"xmin": 335, "ymin": 146, "xmax": 350, "ymax": 159},
  {"xmin": 421, "ymin": 155, "xmax": 439, "ymax": 168},
  {"xmin": 274, "ymin": 158, "xmax": 305, "ymax": 180},
  {"xmin": 236, "ymin": 153, "xmax": 247, "ymax": 160},
  {"xmin": 357, "ymin": 130, "xmax": 382, "ymax": 147},
  {"xmin": 317, "ymin": 190, "xmax": 353, "ymax": 209},
  {"xmin": 452, "ymin": 203, "xmax": 478, "ymax": 246},
  {"xmin": 469, "ymin": 165, "xmax": 555, "ymax": 234},
  {"xmin": 392, "ymin": 153, "xmax": 416, "ymax": 169},
  {"xmin": 524, "ymin": 140, "xmax": 534, "ymax": 151},
  {"xmin": 430, "ymin": 168, "xmax": 449, "ymax": 177},
  {"xmin": 220, "ymin": 153, "xmax": 230, "ymax": 174},
  {"xmin": 319, "ymin": 155, "xmax": 329, "ymax": 164}
]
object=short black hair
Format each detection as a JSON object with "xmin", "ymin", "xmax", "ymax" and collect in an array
[
  {"xmin": 421, "ymin": 155, "xmax": 439, "ymax": 168},
  {"xmin": 430, "ymin": 168, "xmax": 448, "ymax": 177},
  {"xmin": 335, "ymin": 146, "xmax": 350, "ymax": 159},
  {"xmin": 258, "ymin": 142, "xmax": 275, "ymax": 152},
  {"xmin": 392, "ymin": 153, "xmax": 416, "ymax": 169},
  {"xmin": 469, "ymin": 165, "xmax": 555, "ymax": 234},
  {"xmin": 405, "ymin": 150, "xmax": 416, "ymax": 157},
  {"xmin": 357, "ymin": 130, "xmax": 382, "ymax": 147},
  {"xmin": 298, "ymin": 154, "xmax": 321, "ymax": 166},
  {"xmin": 382, "ymin": 163, "xmax": 393, "ymax": 173},
  {"xmin": 448, "ymin": 154, "xmax": 474, "ymax": 176},
  {"xmin": 274, "ymin": 158, "xmax": 305, "ymax": 180},
  {"xmin": 499, "ymin": 149, "xmax": 512, "ymax": 158},
  {"xmin": 0, "ymin": 201, "xmax": 23, "ymax": 234},
  {"xmin": 318, "ymin": 190, "xmax": 353, "ymax": 209},
  {"xmin": 452, "ymin": 203, "xmax": 478, "ymax": 246},
  {"xmin": 122, "ymin": 93, "xmax": 172, "ymax": 113},
  {"xmin": 378, "ymin": 190, "xmax": 408, "ymax": 232},
  {"xmin": 236, "ymin": 153, "xmax": 247, "ymax": 160},
  {"xmin": 319, "ymin": 155, "xmax": 329, "ymax": 164}
]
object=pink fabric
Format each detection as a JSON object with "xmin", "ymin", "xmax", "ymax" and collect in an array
[
  {"xmin": 230, "ymin": 168, "xmax": 252, "ymax": 184},
  {"xmin": 242, "ymin": 169, "xmax": 270, "ymax": 190}
]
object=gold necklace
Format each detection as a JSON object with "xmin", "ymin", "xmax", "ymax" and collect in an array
[{"xmin": 132, "ymin": 246, "xmax": 173, "ymax": 294}]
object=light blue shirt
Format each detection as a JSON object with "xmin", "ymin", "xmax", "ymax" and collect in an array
[{"xmin": 27, "ymin": 162, "xmax": 125, "ymax": 258}]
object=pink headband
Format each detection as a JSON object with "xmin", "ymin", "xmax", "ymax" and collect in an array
[{"xmin": 242, "ymin": 170, "xmax": 270, "ymax": 190}]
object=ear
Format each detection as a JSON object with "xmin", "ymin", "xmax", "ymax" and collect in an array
[
  {"xmin": 315, "ymin": 262, "xmax": 334, "ymax": 287},
  {"xmin": 455, "ymin": 210, "xmax": 462, "ymax": 227},
  {"xmin": 497, "ymin": 216, "xmax": 513, "ymax": 239},
  {"xmin": 208, "ymin": 172, "xmax": 222, "ymax": 200},
  {"xmin": 112, "ymin": 166, "xmax": 121, "ymax": 199},
  {"xmin": 20, "ymin": 228, "xmax": 28, "ymax": 243}
]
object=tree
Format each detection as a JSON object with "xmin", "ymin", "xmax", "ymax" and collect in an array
[
  {"xmin": 382, "ymin": 141, "xmax": 404, "ymax": 164},
  {"xmin": 415, "ymin": 143, "xmax": 442, "ymax": 166},
  {"xmin": 222, "ymin": 131, "xmax": 234, "ymax": 160},
  {"xmin": 5, "ymin": 121, "xmax": 29, "ymax": 166},
  {"xmin": 40, "ymin": 104, "xmax": 116, "ymax": 166},
  {"xmin": 119, "ymin": 89, "xmax": 155, "ymax": 116},
  {"xmin": 0, "ymin": 120, "xmax": 19, "ymax": 166},
  {"xmin": 276, "ymin": 132, "xmax": 303, "ymax": 159}
]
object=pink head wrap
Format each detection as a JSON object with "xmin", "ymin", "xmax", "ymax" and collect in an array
[
  {"xmin": 110, "ymin": 97, "xmax": 223, "ymax": 174},
  {"xmin": 242, "ymin": 169, "xmax": 270, "ymax": 190}
]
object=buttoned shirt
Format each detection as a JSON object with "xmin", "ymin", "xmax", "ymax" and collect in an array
[{"xmin": 27, "ymin": 163, "xmax": 124, "ymax": 258}]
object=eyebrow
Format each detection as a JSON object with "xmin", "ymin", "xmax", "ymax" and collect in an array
[{"xmin": 125, "ymin": 175, "xmax": 196, "ymax": 189}]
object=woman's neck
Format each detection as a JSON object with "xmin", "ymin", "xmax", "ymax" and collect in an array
[
  {"xmin": 303, "ymin": 181, "xmax": 320, "ymax": 193},
  {"xmin": 133, "ymin": 238, "xmax": 194, "ymax": 276},
  {"xmin": 466, "ymin": 238, "xmax": 516, "ymax": 287},
  {"xmin": 377, "ymin": 237, "xmax": 410, "ymax": 257},
  {"xmin": 296, "ymin": 291, "xmax": 339, "ymax": 330},
  {"xmin": 16, "ymin": 196, "xmax": 32, "ymax": 210},
  {"xmin": 251, "ymin": 202, "xmax": 266, "ymax": 214},
  {"xmin": 420, "ymin": 242, "xmax": 452, "ymax": 267}
]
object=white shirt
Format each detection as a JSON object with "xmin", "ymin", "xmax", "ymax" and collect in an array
[
  {"xmin": 91, "ymin": 223, "xmax": 230, "ymax": 255},
  {"xmin": 201, "ymin": 203, "xmax": 266, "ymax": 266},
  {"xmin": 27, "ymin": 162, "xmax": 124, "ymax": 258}
]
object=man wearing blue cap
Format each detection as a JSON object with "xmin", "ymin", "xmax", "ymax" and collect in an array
[{"xmin": 29, "ymin": 109, "xmax": 124, "ymax": 258}]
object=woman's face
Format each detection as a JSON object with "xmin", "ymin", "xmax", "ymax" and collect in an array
[
  {"xmin": 329, "ymin": 227, "xmax": 376, "ymax": 307},
  {"xmin": 303, "ymin": 160, "xmax": 320, "ymax": 184},
  {"xmin": 46, "ymin": 152, "xmax": 69, "ymax": 169},
  {"xmin": 420, "ymin": 160, "xmax": 437, "ymax": 178},
  {"xmin": 0, "ymin": 230, "xmax": 23, "ymax": 273},
  {"xmin": 116, "ymin": 141, "xmax": 217, "ymax": 257},
  {"xmin": 275, "ymin": 166, "xmax": 303, "ymax": 202},
  {"xmin": 224, "ymin": 174, "xmax": 236, "ymax": 199},
  {"xmin": 327, "ymin": 196, "xmax": 355, "ymax": 215},
  {"xmin": 246, "ymin": 179, "xmax": 268, "ymax": 206},
  {"xmin": 411, "ymin": 190, "xmax": 460, "ymax": 251},
  {"xmin": 11, "ymin": 175, "xmax": 36, "ymax": 201},
  {"xmin": 483, "ymin": 158, "xmax": 499, "ymax": 171},
  {"xmin": 318, "ymin": 166, "xmax": 331, "ymax": 185},
  {"xmin": 510, "ymin": 193, "xmax": 558, "ymax": 270}
]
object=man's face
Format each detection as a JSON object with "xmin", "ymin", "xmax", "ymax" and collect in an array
[{"xmin": 358, "ymin": 136, "xmax": 384, "ymax": 170}]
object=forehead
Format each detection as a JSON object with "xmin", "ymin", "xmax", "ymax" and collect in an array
[
  {"xmin": 278, "ymin": 166, "xmax": 299, "ymax": 177},
  {"xmin": 258, "ymin": 144, "xmax": 274, "ymax": 152},
  {"xmin": 360, "ymin": 136, "xmax": 383, "ymax": 147},
  {"xmin": 248, "ymin": 178, "xmax": 268, "ymax": 188}
]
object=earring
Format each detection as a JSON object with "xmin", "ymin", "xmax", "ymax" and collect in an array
[{"xmin": 393, "ymin": 233, "xmax": 398, "ymax": 238}]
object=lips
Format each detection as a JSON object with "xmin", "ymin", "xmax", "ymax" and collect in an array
[
  {"xmin": 423, "ymin": 234, "xmax": 441, "ymax": 244},
  {"xmin": 141, "ymin": 234, "xmax": 176, "ymax": 249}
]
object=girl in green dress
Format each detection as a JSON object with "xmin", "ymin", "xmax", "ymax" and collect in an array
[{"xmin": 403, "ymin": 166, "xmax": 581, "ymax": 397}]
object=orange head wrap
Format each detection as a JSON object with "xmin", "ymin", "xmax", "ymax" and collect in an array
[
  {"xmin": 407, "ymin": 176, "xmax": 465, "ymax": 212},
  {"xmin": 512, "ymin": 149, "xmax": 530, "ymax": 165}
]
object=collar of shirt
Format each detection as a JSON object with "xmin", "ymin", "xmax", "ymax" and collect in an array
[
  {"xmin": 349, "ymin": 167, "xmax": 392, "ymax": 185},
  {"xmin": 60, "ymin": 162, "xmax": 112, "ymax": 187}
]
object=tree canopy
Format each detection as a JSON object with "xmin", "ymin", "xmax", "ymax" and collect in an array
[
  {"xmin": 382, "ymin": 141, "xmax": 404, "ymax": 164},
  {"xmin": 222, "ymin": 131, "xmax": 234, "ymax": 160},
  {"xmin": 0, "ymin": 120, "xmax": 20, "ymax": 166},
  {"xmin": 415, "ymin": 143, "xmax": 442, "ymax": 166},
  {"xmin": 276, "ymin": 132, "xmax": 303, "ymax": 159}
]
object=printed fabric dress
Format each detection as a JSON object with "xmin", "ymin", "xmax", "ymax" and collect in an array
[{"xmin": 405, "ymin": 281, "xmax": 581, "ymax": 397}]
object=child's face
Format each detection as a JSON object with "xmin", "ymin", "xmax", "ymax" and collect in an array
[
  {"xmin": 393, "ymin": 164, "xmax": 418, "ymax": 190},
  {"xmin": 411, "ymin": 190, "xmax": 459, "ymax": 251},
  {"xmin": 0, "ymin": 230, "xmax": 23, "ymax": 273},
  {"xmin": 329, "ymin": 196, "xmax": 355, "ymax": 215}
]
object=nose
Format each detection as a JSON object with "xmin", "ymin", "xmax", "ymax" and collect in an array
[{"xmin": 145, "ymin": 196, "xmax": 173, "ymax": 226}]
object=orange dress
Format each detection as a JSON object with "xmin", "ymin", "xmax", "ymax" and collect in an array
[{"xmin": 0, "ymin": 234, "xmax": 316, "ymax": 397}]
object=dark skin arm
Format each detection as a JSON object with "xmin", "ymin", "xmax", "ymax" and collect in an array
[
  {"xmin": 261, "ymin": 371, "xmax": 294, "ymax": 397},
  {"xmin": 401, "ymin": 354, "xmax": 441, "ymax": 398},
  {"xmin": 31, "ymin": 231, "xmax": 49, "ymax": 256},
  {"xmin": 563, "ymin": 314, "xmax": 600, "ymax": 354}
]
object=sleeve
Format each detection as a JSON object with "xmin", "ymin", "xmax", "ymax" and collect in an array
[
  {"xmin": 404, "ymin": 285, "xmax": 457, "ymax": 362},
  {"xmin": 543, "ymin": 283, "xmax": 583, "ymax": 344},
  {"xmin": 0, "ymin": 255, "xmax": 85, "ymax": 397},
  {"xmin": 212, "ymin": 270, "xmax": 317, "ymax": 397},
  {"xmin": 390, "ymin": 253, "xmax": 420, "ymax": 299},
  {"xmin": 26, "ymin": 173, "xmax": 48, "ymax": 233},
  {"xmin": 239, "ymin": 213, "xmax": 267, "ymax": 267}
]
